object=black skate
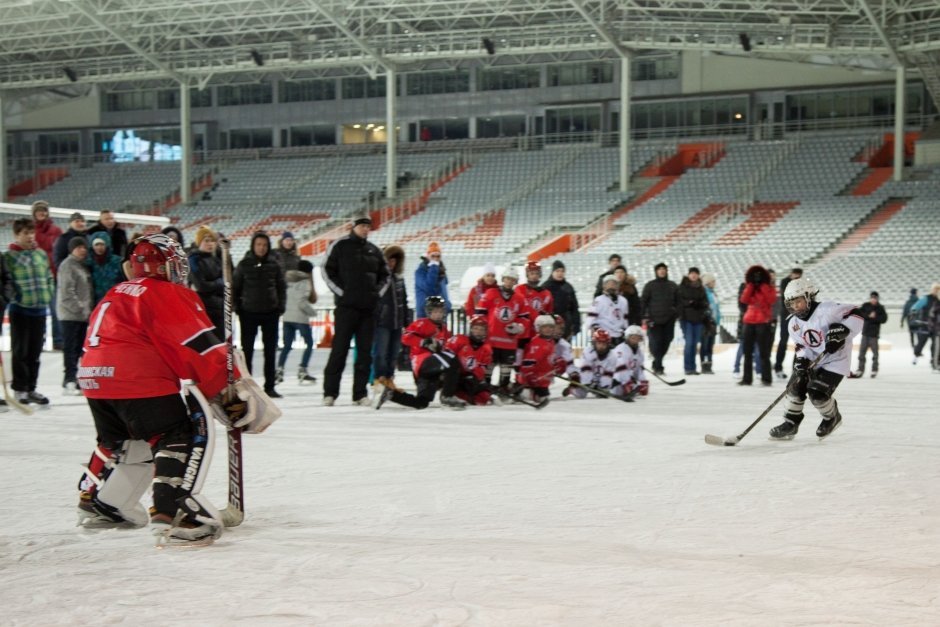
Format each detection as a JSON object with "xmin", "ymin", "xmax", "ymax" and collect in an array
[
  {"xmin": 769, "ymin": 418, "xmax": 800, "ymax": 440},
  {"xmin": 848, "ymin": 370, "xmax": 863, "ymax": 379},
  {"xmin": 816, "ymin": 414, "xmax": 842, "ymax": 439},
  {"xmin": 297, "ymin": 368, "xmax": 316, "ymax": 384},
  {"xmin": 440, "ymin": 395, "xmax": 467, "ymax": 410},
  {"xmin": 870, "ymin": 371, "xmax": 877, "ymax": 379},
  {"xmin": 372, "ymin": 386, "xmax": 393, "ymax": 410}
]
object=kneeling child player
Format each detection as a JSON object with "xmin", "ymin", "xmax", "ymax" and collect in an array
[
  {"xmin": 516, "ymin": 315, "xmax": 558, "ymax": 407},
  {"xmin": 445, "ymin": 314, "xmax": 496, "ymax": 406}
]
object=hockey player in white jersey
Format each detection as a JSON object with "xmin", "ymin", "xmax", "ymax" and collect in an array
[
  {"xmin": 614, "ymin": 325, "xmax": 649, "ymax": 397},
  {"xmin": 585, "ymin": 275, "xmax": 629, "ymax": 343},
  {"xmin": 769, "ymin": 277, "xmax": 863, "ymax": 440},
  {"xmin": 552, "ymin": 314, "xmax": 578, "ymax": 379},
  {"xmin": 567, "ymin": 329, "xmax": 630, "ymax": 398}
]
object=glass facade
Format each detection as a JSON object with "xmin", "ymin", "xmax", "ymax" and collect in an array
[
  {"xmin": 280, "ymin": 79, "xmax": 336, "ymax": 103},
  {"xmin": 156, "ymin": 88, "xmax": 213, "ymax": 109},
  {"xmin": 418, "ymin": 118, "xmax": 470, "ymax": 140},
  {"xmin": 227, "ymin": 128, "xmax": 273, "ymax": 149},
  {"xmin": 477, "ymin": 115, "xmax": 526, "ymax": 138},
  {"xmin": 631, "ymin": 96, "xmax": 749, "ymax": 136},
  {"xmin": 545, "ymin": 106, "xmax": 602, "ymax": 135},
  {"xmin": 631, "ymin": 56, "xmax": 679, "ymax": 81},
  {"xmin": 406, "ymin": 70, "xmax": 470, "ymax": 96},
  {"xmin": 217, "ymin": 83, "xmax": 273, "ymax": 106},
  {"xmin": 786, "ymin": 84, "xmax": 928, "ymax": 128},
  {"xmin": 341, "ymin": 76, "xmax": 388, "ymax": 99},
  {"xmin": 290, "ymin": 125, "xmax": 337, "ymax": 146},
  {"xmin": 479, "ymin": 66, "xmax": 541, "ymax": 91},
  {"xmin": 104, "ymin": 91, "xmax": 155, "ymax": 112},
  {"xmin": 547, "ymin": 62, "xmax": 613, "ymax": 87}
]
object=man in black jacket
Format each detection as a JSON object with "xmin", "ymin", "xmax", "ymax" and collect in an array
[
  {"xmin": 322, "ymin": 213, "xmax": 390, "ymax": 406},
  {"xmin": 593, "ymin": 254, "xmax": 622, "ymax": 298},
  {"xmin": 233, "ymin": 231, "xmax": 287, "ymax": 398},
  {"xmin": 676, "ymin": 267, "xmax": 709, "ymax": 375},
  {"xmin": 773, "ymin": 267, "xmax": 802, "ymax": 378},
  {"xmin": 641, "ymin": 262, "xmax": 679, "ymax": 374},
  {"xmin": 540, "ymin": 260, "xmax": 580, "ymax": 340},
  {"xmin": 87, "ymin": 210, "xmax": 129, "ymax": 259},
  {"xmin": 853, "ymin": 291, "xmax": 888, "ymax": 378}
]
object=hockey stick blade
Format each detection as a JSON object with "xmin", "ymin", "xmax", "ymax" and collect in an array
[
  {"xmin": 704, "ymin": 433, "xmax": 739, "ymax": 447},
  {"xmin": 4, "ymin": 393, "xmax": 35, "ymax": 416},
  {"xmin": 642, "ymin": 367, "xmax": 685, "ymax": 386}
]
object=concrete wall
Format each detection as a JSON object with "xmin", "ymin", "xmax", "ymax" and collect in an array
[{"xmin": 5, "ymin": 88, "xmax": 101, "ymax": 130}]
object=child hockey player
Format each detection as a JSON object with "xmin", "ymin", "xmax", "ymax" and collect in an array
[
  {"xmin": 769, "ymin": 277, "xmax": 863, "ymax": 440},
  {"xmin": 552, "ymin": 314, "xmax": 578, "ymax": 380},
  {"xmin": 514, "ymin": 260, "xmax": 554, "ymax": 350},
  {"xmin": 586, "ymin": 275, "xmax": 629, "ymax": 344},
  {"xmin": 475, "ymin": 266, "xmax": 531, "ymax": 393},
  {"xmin": 614, "ymin": 325, "xmax": 649, "ymax": 397},
  {"xmin": 515, "ymin": 315, "xmax": 558, "ymax": 407},
  {"xmin": 446, "ymin": 314, "xmax": 496, "ymax": 406},
  {"xmin": 567, "ymin": 329, "xmax": 629, "ymax": 399},
  {"xmin": 375, "ymin": 296, "xmax": 466, "ymax": 410}
]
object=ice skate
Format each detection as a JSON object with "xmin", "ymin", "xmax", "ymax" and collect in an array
[
  {"xmin": 376, "ymin": 376, "xmax": 403, "ymax": 393},
  {"xmin": 321, "ymin": 396, "xmax": 335, "ymax": 407},
  {"xmin": 373, "ymin": 386, "xmax": 393, "ymax": 410},
  {"xmin": 440, "ymin": 395, "xmax": 467, "ymax": 410},
  {"xmin": 297, "ymin": 367, "xmax": 316, "ymax": 384},
  {"xmin": 18, "ymin": 391, "xmax": 50, "ymax": 408},
  {"xmin": 77, "ymin": 492, "xmax": 146, "ymax": 529},
  {"xmin": 816, "ymin": 414, "xmax": 842, "ymax": 439},
  {"xmin": 769, "ymin": 418, "xmax": 800, "ymax": 440},
  {"xmin": 775, "ymin": 370, "xmax": 788, "ymax": 380},
  {"xmin": 63, "ymin": 381, "xmax": 82, "ymax": 396},
  {"xmin": 274, "ymin": 367, "xmax": 284, "ymax": 384},
  {"xmin": 151, "ymin": 512, "xmax": 221, "ymax": 548},
  {"xmin": 870, "ymin": 371, "xmax": 877, "ymax": 379},
  {"xmin": 848, "ymin": 370, "xmax": 863, "ymax": 379},
  {"xmin": 353, "ymin": 397, "xmax": 372, "ymax": 407}
]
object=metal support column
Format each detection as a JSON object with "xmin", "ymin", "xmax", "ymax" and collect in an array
[
  {"xmin": 619, "ymin": 56, "xmax": 631, "ymax": 193},
  {"xmin": 0, "ymin": 92, "xmax": 7, "ymax": 203},
  {"xmin": 180, "ymin": 82, "xmax": 193, "ymax": 203},
  {"xmin": 386, "ymin": 69, "xmax": 397, "ymax": 200},
  {"xmin": 893, "ymin": 65, "xmax": 906, "ymax": 182}
]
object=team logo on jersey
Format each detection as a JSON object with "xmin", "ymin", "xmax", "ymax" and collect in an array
[
  {"xmin": 497, "ymin": 306, "xmax": 513, "ymax": 322},
  {"xmin": 802, "ymin": 328, "xmax": 823, "ymax": 348},
  {"xmin": 792, "ymin": 322, "xmax": 800, "ymax": 332},
  {"xmin": 531, "ymin": 297, "xmax": 544, "ymax": 311},
  {"xmin": 465, "ymin": 356, "xmax": 477, "ymax": 369}
]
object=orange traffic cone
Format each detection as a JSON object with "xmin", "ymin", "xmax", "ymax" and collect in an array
[{"xmin": 317, "ymin": 312, "xmax": 333, "ymax": 348}]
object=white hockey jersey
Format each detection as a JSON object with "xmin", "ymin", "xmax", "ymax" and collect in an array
[
  {"xmin": 613, "ymin": 342, "xmax": 647, "ymax": 386},
  {"xmin": 578, "ymin": 346, "xmax": 625, "ymax": 390},
  {"xmin": 554, "ymin": 337, "xmax": 578, "ymax": 377},
  {"xmin": 787, "ymin": 300, "xmax": 864, "ymax": 376},
  {"xmin": 586, "ymin": 294, "xmax": 629, "ymax": 338}
]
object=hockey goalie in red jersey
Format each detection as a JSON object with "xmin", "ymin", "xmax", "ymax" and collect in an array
[
  {"xmin": 76, "ymin": 234, "xmax": 280, "ymax": 546},
  {"xmin": 446, "ymin": 314, "xmax": 496, "ymax": 406}
]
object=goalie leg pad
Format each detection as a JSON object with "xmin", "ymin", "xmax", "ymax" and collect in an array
[{"xmin": 78, "ymin": 441, "xmax": 152, "ymax": 528}]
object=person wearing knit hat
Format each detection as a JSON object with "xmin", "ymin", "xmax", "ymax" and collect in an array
[
  {"xmin": 31, "ymin": 200, "xmax": 64, "ymax": 348},
  {"xmin": 56, "ymin": 233, "xmax": 94, "ymax": 395},
  {"xmin": 351, "ymin": 213, "xmax": 372, "ymax": 228},
  {"xmin": 86, "ymin": 230, "xmax": 123, "ymax": 305},
  {"xmin": 542, "ymin": 259, "xmax": 580, "ymax": 340},
  {"xmin": 275, "ymin": 231, "xmax": 300, "ymax": 273},
  {"xmin": 415, "ymin": 240, "xmax": 451, "ymax": 316},
  {"xmin": 193, "ymin": 225, "xmax": 216, "ymax": 248},
  {"xmin": 641, "ymin": 261, "xmax": 679, "ymax": 375},
  {"xmin": 464, "ymin": 262, "xmax": 498, "ymax": 316},
  {"xmin": 68, "ymin": 236, "xmax": 87, "ymax": 253},
  {"xmin": 188, "ymin": 226, "xmax": 225, "ymax": 341}
]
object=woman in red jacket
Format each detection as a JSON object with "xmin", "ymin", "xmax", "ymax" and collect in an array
[{"xmin": 738, "ymin": 265, "xmax": 777, "ymax": 386}]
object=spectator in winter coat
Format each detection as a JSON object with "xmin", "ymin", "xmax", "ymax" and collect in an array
[
  {"xmin": 87, "ymin": 210, "xmax": 129, "ymax": 259},
  {"xmin": 677, "ymin": 267, "xmax": 709, "ymax": 375},
  {"xmin": 322, "ymin": 213, "xmax": 390, "ymax": 406},
  {"xmin": 86, "ymin": 231, "xmax": 124, "ymax": 304},
  {"xmin": 414, "ymin": 241, "xmax": 451, "ymax": 313},
  {"xmin": 854, "ymin": 291, "xmax": 888, "ymax": 378},
  {"xmin": 187, "ymin": 226, "xmax": 226, "ymax": 339},
  {"xmin": 613, "ymin": 265, "xmax": 643, "ymax": 326},
  {"xmin": 277, "ymin": 259, "xmax": 317, "ymax": 384},
  {"xmin": 540, "ymin": 259, "xmax": 580, "ymax": 340},
  {"xmin": 738, "ymin": 264, "xmax": 777, "ymax": 386},
  {"xmin": 233, "ymin": 231, "xmax": 287, "ymax": 397},
  {"xmin": 910, "ymin": 282, "xmax": 940, "ymax": 366},
  {"xmin": 32, "ymin": 200, "xmax": 64, "ymax": 350},
  {"xmin": 464, "ymin": 262, "xmax": 498, "ymax": 316},
  {"xmin": 160, "ymin": 226, "xmax": 185, "ymax": 248},
  {"xmin": 700, "ymin": 272, "xmax": 721, "ymax": 374},
  {"xmin": 373, "ymin": 245, "xmax": 408, "ymax": 392},
  {"xmin": 56, "ymin": 237, "xmax": 93, "ymax": 395},
  {"xmin": 901, "ymin": 287, "xmax": 919, "ymax": 349},
  {"xmin": 594, "ymin": 253, "xmax": 623, "ymax": 298},
  {"xmin": 53, "ymin": 212, "xmax": 88, "ymax": 268},
  {"xmin": 275, "ymin": 231, "xmax": 300, "ymax": 273},
  {"xmin": 773, "ymin": 267, "xmax": 802, "ymax": 377},
  {"xmin": 641, "ymin": 262, "xmax": 679, "ymax": 374}
]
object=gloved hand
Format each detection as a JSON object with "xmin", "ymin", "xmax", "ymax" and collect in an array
[
  {"xmin": 569, "ymin": 371, "xmax": 581, "ymax": 383},
  {"xmin": 637, "ymin": 381, "xmax": 649, "ymax": 396},
  {"xmin": 505, "ymin": 322, "xmax": 524, "ymax": 335},
  {"xmin": 422, "ymin": 337, "xmax": 442, "ymax": 352},
  {"xmin": 825, "ymin": 323, "xmax": 849, "ymax": 354},
  {"xmin": 792, "ymin": 356, "xmax": 812, "ymax": 377},
  {"xmin": 210, "ymin": 378, "xmax": 282, "ymax": 433}
]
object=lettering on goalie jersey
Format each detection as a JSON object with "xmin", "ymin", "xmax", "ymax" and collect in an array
[
  {"xmin": 76, "ymin": 366, "xmax": 116, "ymax": 389},
  {"xmin": 114, "ymin": 282, "xmax": 147, "ymax": 297}
]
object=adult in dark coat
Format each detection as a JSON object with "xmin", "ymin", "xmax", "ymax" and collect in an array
[
  {"xmin": 612, "ymin": 265, "xmax": 642, "ymax": 326},
  {"xmin": 540, "ymin": 260, "xmax": 580, "ymax": 340},
  {"xmin": 773, "ymin": 267, "xmax": 803, "ymax": 376},
  {"xmin": 87, "ymin": 209, "xmax": 129, "ymax": 259},
  {"xmin": 322, "ymin": 214, "xmax": 390, "ymax": 405},
  {"xmin": 640, "ymin": 262, "xmax": 678, "ymax": 374},
  {"xmin": 676, "ymin": 267, "xmax": 709, "ymax": 375},
  {"xmin": 188, "ymin": 225, "xmax": 226, "ymax": 340},
  {"xmin": 901, "ymin": 288, "xmax": 919, "ymax": 349},
  {"xmin": 233, "ymin": 231, "xmax": 286, "ymax": 397},
  {"xmin": 373, "ymin": 245, "xmax": 408, "ymax": 389},
  {"xmin": 855, "ymin": 291, "xmax": 888, "ymax": 377},
  {"xmin": 594, "ymin": 253, "xmax": 623, "ymax": 298},
  {"xmin": 53, "ymin": 212, "xmax": 88, "ymax": 268}
]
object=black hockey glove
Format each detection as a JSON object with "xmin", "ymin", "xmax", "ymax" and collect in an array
[
  {"xmin": 825, "ymin": 323, "xmax": 849, "ymax": 354},
  {"xmin": 422, "ymin": 337, "xmax": 442, "ymax": 353}
]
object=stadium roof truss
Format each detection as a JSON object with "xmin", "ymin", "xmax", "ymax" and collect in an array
[{"xmin": 1, "ymin": 0, "xmax": 939, "ymax": 103}]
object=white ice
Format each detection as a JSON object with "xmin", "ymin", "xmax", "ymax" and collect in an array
[{"xmin": 2, "ymin": 331, "xmax": 939, "ymax": 626}]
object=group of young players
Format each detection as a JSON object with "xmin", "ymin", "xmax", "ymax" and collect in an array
[{"xmin": 373, "ymin": 261, "xmax": 649, "ymax": 411}]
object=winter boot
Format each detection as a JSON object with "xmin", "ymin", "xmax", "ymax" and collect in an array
[
  {"xmin": 701, "ymin": 361, "xmax": 714, "ymax": 375},
  {"xmin": 274, "ymin": 368, "xmax": 284, "ymax": 384},
  {"xmin": 297, "ymin": 367, "xmax": 316, "ymax": 384},
  {"xmin": 769, "ymin": 413, "xmax": 803, "ymax": 440}
]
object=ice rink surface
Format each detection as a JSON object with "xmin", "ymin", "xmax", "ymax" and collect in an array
[{"xmin": 2, "ymin": 331, "xmax": 938, "ymax": 626}]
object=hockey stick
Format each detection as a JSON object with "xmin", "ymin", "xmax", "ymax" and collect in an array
[
  {"xmin": 642, "ymin": 367, "xmax": 686, "ymax": 386},
  {"xmin": 555, "ymin": 374, "xmax": 637, "ymax": 403},
  {"xmin": 483, "ymin": 383, "xmax": 546, "ymax": 409},
  {"xmin": 0, "ymin": 351, "xmax": 34, "ymax": 415},
  {"xmin": 704, "ymin": 352, "xmax": 826, "ymax": 447},
  {"xmin": 217, "ymin": 238, "xmax": 244, "ymax": 528}
]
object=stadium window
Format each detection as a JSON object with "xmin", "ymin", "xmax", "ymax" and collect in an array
[
  {"xmin": 217, "ymin": 84, "xmax": 273, "ymax": 106},
  {"xmin": 341, "ymin": 76, "xmax": 388, "ymax": 99},
  {"xmin": 290, "ymin": 125, "xmax": 336, "ymax": 146},
  {"xmin": 547, "ymin": 62, "xmax": 614, "ymax": 87},
  {"xmin": 405, "ymin": 70, "xmax": 470, "ymax": 96},
  {"xmin": 228, "ymin": 128, "xmax": 273, "ymax": 149},
  {"xmin": 104, "ymin": 90, "xmax": 155, "ymax": 112},
  {"xmin": 417, "ymin": 118, "xmax": 470, "ymax": 140},
  {"xmin": 478, "ymin": 67, "xmax": 540, "ymax": 91},
  {"xmin": 279, "ymin": 79, "xmax": 336, "ymax": 103},
  {"xmin": 38, "ymin": 132, "xmax": 80, "ymax": 160},
  {"xmin": 157, "ymin": 88, "xmax": 213, "ymax": 109},
  {"xmin": 631, "ymin": 57, "xmax": 678, "ymax": 81}
]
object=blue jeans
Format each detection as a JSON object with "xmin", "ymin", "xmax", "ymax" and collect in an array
[
  {"xmin": 372, "ymin": 326, "xmax": 402, "ymax": 380},
  {"xmin": 277, "ymin": 321, "xmax": 313, "ymax": 369},
  {"xmin": 733, "ymin": 342, "xmax": 763, "ymax": 374},
  {"xmin": 680, "ymin": 320, "xmax": 703, "ymax": 373}
]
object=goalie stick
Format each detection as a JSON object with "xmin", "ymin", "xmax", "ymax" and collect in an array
[
  {"xmin": 642, "ymin": 367, "xmax": 686, "ymax": 387},
  {"xmin": 0, "ymin": 351, "xmax": 34, "ymax": 415},
  {"xmin": 555, "ymin": 375, "xmax": 638, "ymax": 403},
  {"xmin": 704, "ymin": 352, "xmax": 826, "ymax": 447},
  {"xmin": 217, "ymin": 238, "xmax": 245, "ymax": 527}
]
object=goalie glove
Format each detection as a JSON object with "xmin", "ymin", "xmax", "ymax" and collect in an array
[
  {"xmin": 505, "ymin": 322, "xmax": 525, "ymax": 335},
  {"xmin": 210, "ymin": 377, "xmax": 282, "ymax": 434},
  {"xmin": 825, "ymin": 323, "xmax": 849, "ymax": 354}
]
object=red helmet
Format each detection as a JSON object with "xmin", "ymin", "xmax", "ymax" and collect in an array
[
  {"xmin": 128, "ymin": 233, "xmax": 188, "ymax": 285},
  {"xmin": 469, "ymin": 314, "xmax": 488, "ymax": 342},
  {"xmin": 525, "ymin": 260, "xmax": 542, "ymax": 277},
  {"xmin": 591, "ymin": 328, "xmax": 611, "ymax": 344},
  {"xmin": 469, "ymin": 314, "xmax": 488, "ymax": 328}
]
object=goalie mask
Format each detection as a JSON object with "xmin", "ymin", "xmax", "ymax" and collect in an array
[
  {"xmin": 784, "ymin": 277, "xmax": 819, "ymax": 320},
  {"xmin": 128, "ymin": 233, "xmax": 188, "ymax": 285}
]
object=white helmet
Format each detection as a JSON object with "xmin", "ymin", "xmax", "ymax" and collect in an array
[
  {"xmin": 534, "ymin": 314, "xmax": 556, "ymax": 331},
  {"xmin": 624, "ymin": 325, "xmax": 645, "ymax": 340},
  {"xmin": 784, "ymin": 277, "xmax": 819, "ymax": 319},
  {"xmin": 501, "ymin": 266, "xmax": 519, "ymax": 281}
]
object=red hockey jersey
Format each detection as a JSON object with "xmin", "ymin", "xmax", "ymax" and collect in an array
[
  {"xmin": 475, "ymin": 287, "xmax": 531, "ymax": 350},
  {"xmin": 402, "ymin": 317, "xmax": 452, "ymax": 374},
  {"xmin": 79, "ymin": 278, "xmax": 231, "ymax": 399},
  {"xmin": 514, "ymin": 283, "xmax": 554, "ymax": 340},
  {"xmin": 444, "ymin": 335, "xmax": 493, "ymax": 380},
  {"xmin": 517, "ymin": 335, "xmax": 557, "ymax": 387}
]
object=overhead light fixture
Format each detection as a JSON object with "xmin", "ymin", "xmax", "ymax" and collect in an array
[
  {"xmin": 738, "ymin": 33, "xmax": 752, "ymax": 52},
  {"xmin": 353, "ymin": 124, "xmax": 361, "ymax": 128},
  {"xmin": 250, "ymin": 49, "xmax": 264, "ymax": 66},
  {"xmin": 482, "ymin": 37, "xmax": 495, "ymax": 55},
  {"xmin": 376, "ymin": 125, "xmax": 385, "ymax": 131},
  {"xmin": 62, "ymin": 67, "xmax": 78, "ymax": 82},
  {"xmin": 366, "ymin": 123, "xmax": 374, "ymax": 129}
]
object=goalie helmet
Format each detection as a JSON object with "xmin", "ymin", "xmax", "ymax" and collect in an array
[
  {"xmin": 784, "ymin": 277, "xmax": 819, "ymax": 320},
  {"xmin": 128, "ymin": 233, "xmax": 188, "ymax": 285}
]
